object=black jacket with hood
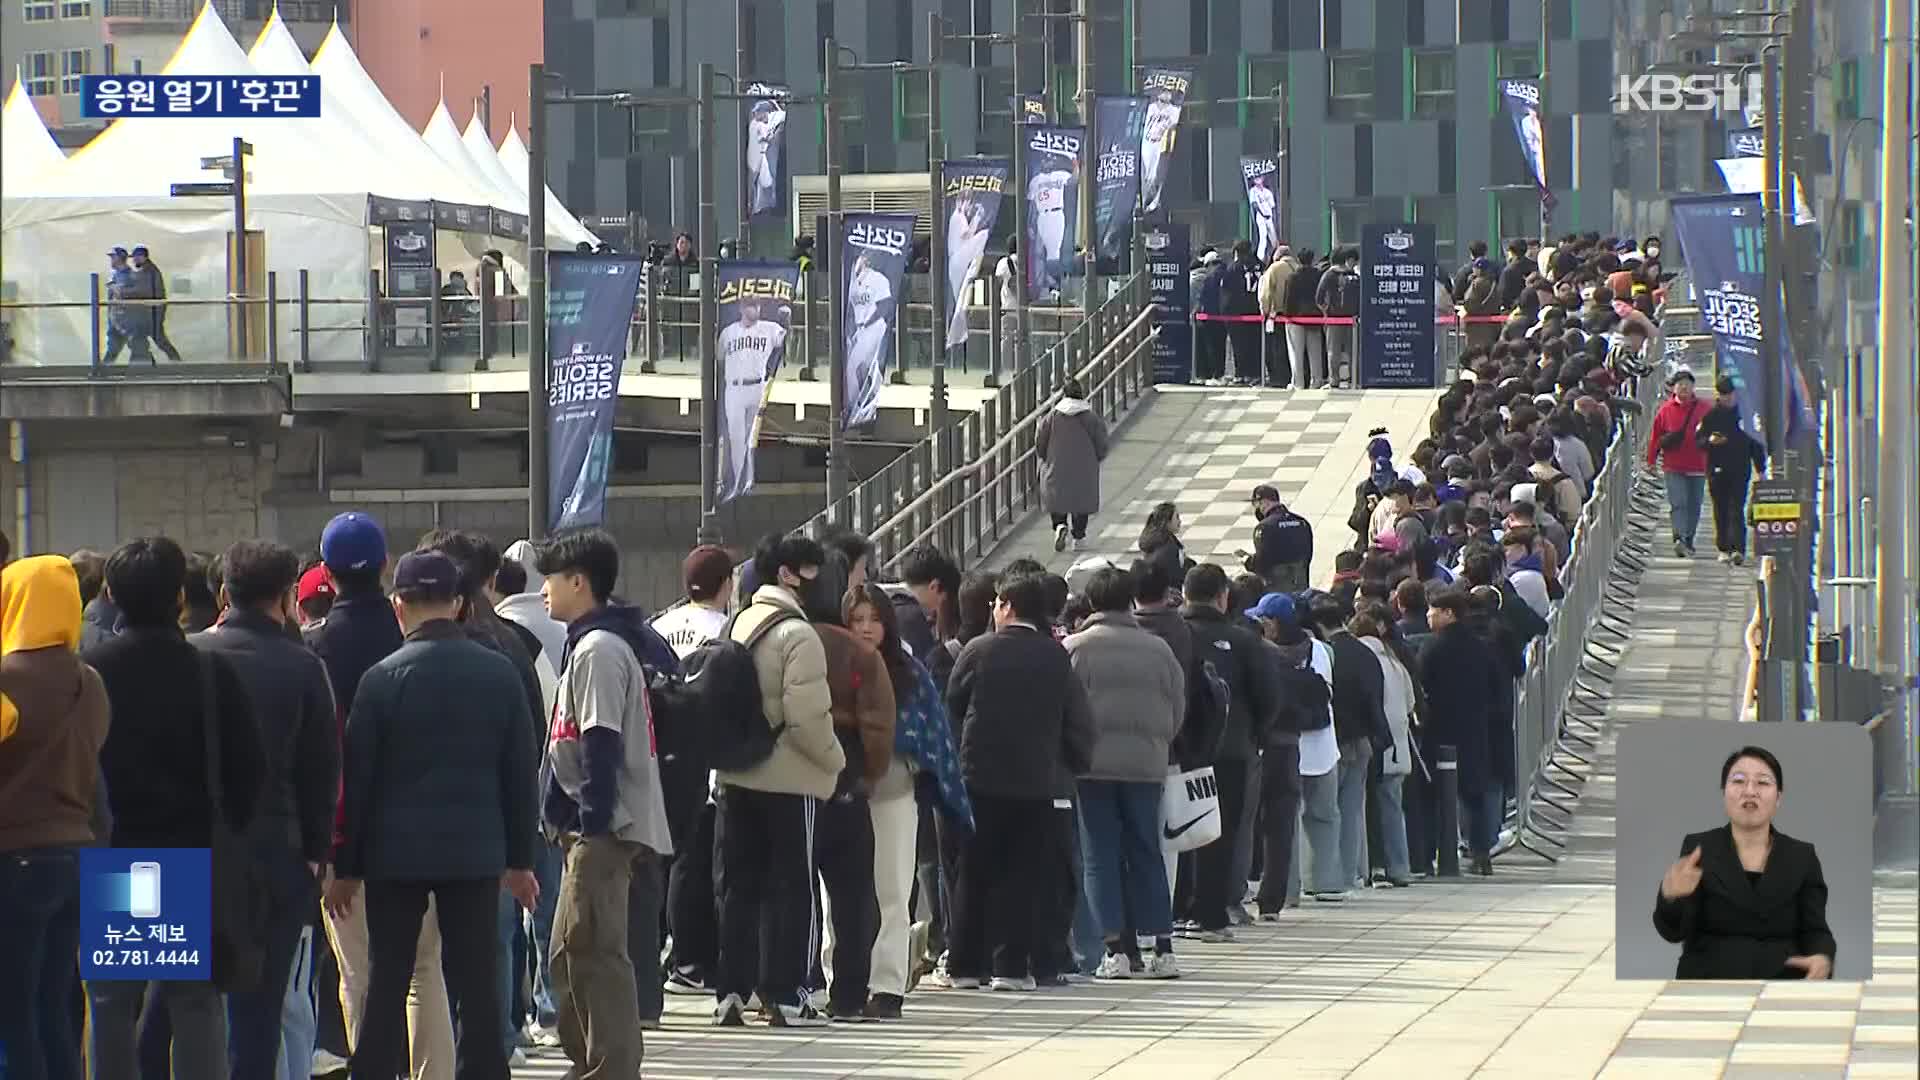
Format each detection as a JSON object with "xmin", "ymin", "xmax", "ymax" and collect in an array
[{"xmin": 1179, "ymin": 605, "xmax": 1281, "ymax": 763}]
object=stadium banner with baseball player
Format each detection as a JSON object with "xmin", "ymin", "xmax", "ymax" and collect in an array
[
  {"xmin": 743, "ymin": 83, "xmax": 791, "ymax": 220},
  {"xmin": 1024, "ymin": 124, "xmax": 1084, "ymax": 303},
  {"xmin": 1137, "ymin": 66, "xmax": 1192, "ymax": 215},
  {"xmin": 840, "ymin": 212, "xmax": 916, "ymax": 429},
  {"xmin": 545, "ymin": 252, "xmax": 645, "ymax": 531},
  {"xmin": 1725, "ymin": 126, "xmax": 1764, "ymax": 158},
  {"xmin": 1012, "ymin": 94, "xmax": 1049, "ymax": 125},
  {"xmin": 713, "ymin": 260, "xmax": 802, "ymax": 504},
  {"xmin": 1498, "ymin": 79, "xmax": 1556, "ymax": 218},
  {"xmin": 1239, "ymin": 155, "xmax": 1281, "ymax": 263},
  {"xmin": 1357, "ymin": 223, "xmax": 1436, "ymax": 390},
  {"xmin": 942, "ymin": 160, "xmax": 1010, "ymax": 351},
  {"xmin": 1091, "ymin": 96, "xmax": 1146, "ymax": 262}
]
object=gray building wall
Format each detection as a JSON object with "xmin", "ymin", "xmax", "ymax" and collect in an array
[{"xmin": 540, "ymin": 0, "xmax": 1620, "ymax": 263}]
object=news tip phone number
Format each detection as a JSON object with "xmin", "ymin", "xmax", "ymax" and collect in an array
[{"xmin": 90, "ymin": 949, "xmax": 201, "ymax": 968}]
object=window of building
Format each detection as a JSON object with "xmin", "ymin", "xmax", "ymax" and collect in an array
[
  {"xmin": 1328, "ymin": 53, "xmax": 1374, "ymax": 121},
  {"xmin": 1411, "ymin": 49, "xmax": 1455, "ymax": 118},
  {"xmin": 823, "ymin": 75, "xmax": 865, "ymax": 151},
  {"xmin": 897, "ymin": 72, "xmax": 930, "ymax": 142},
  {"xmin": 1412, "ymin": 196, "xmax": 1457, "ymax": 269},
  {"xmin": 629, "ymin": 103, "xmax": 673, "ymax": 145},
  {"xmin": 1329, "ymin": 199, "xmax": 1370, "ymax": 249},
  {"xmin": 1244, "ymin": 56, "xmax": 1288, "ymax": 128},
  {"xmin": 1494, "ymin": 45, "xmax": 1540, "ymax": 79},
  {"xmin": 23, "ymin": 51, "xmax": 54, "ymax": 96},
  {"xmin": 23, "ymin": 1, "xmax": 55, "ymax": 22},
  {"xmin": 1836, "ymin": 58, "xmax": 1861, "ymax": 121},
  {"xmin": 1655, "ymin": 114, "xmax": 1702, "ymax": 192},
  {"xmin": 1189, "ymin": 0, "xmax": 1209, "ymax": 54},
  {"xmin": 1836, "ymin": 201, "xmax": 1865, "ymax": 270},
  {"xmin": 59, "ymin": 47, "xmax": 89, "ymax": 95},
  {"xmin": 1186, "ymin": 125, "xmax": 1212, "ymax": 203},
  {"xmin": 1177, "ymin": 65, "xmax": 1208, "ymax": 127},
  {"xmin": 1494, "ymin": 189, "xmax": 1543, "ymax": 245},
  {"xmin": 60, "ymin": 0, "xmax": 89, "ymax": 17},
  {"xmin": 980, "ymin": 67, "xmax": 1012, "ymax": 119},
  {"xmin": 650, "ymin": 16, "xmax": 671, "ymax": 87}
]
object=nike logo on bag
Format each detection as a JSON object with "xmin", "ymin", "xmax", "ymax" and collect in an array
[{"xmin": 1164, "ymin": 813, "xmax": 1212, "ymax": 840}]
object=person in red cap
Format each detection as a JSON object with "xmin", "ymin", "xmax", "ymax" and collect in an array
[{"xmin": 297, "ymin": 562, "xmax": 335, "ymax": 629}]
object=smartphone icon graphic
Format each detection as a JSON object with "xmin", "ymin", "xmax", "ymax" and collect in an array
[{"xmin": 128, "ymin": 862, "xmax": 162, "ymax": 919}]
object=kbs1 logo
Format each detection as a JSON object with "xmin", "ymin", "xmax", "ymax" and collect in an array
[
  {"xmin": 1615, "ymin": 71, "xmax": 1763, "ymax": 113},
  {"xmin": 1030, "ymin": 131, "xmax": 1081, "ymax": 157},
  {"xmin": 847, "ymin": 220, "xmax": 910, "ymax": 255}
]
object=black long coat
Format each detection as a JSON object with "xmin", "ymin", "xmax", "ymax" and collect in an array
[
  {"xmin": 1653, "ymin": 825, "xmax": 1836, "ymax": 980},
  {"xmin": 1415, "ymin": 622, "xmax": 1503, "ymax": 795}
]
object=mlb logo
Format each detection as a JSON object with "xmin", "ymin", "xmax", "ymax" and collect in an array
[
  {"xmin": 1145, "ymin": 231, "xmax": 1169, "ymax": 251},
  {"xmin": 1384, "ymin": 229, "xmax": 1414, "ymax": 253},
  {"xmin": 394, "ymin": 232, "xmax": 427, "ymax": 253}
]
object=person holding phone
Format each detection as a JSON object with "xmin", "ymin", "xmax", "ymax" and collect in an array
[{"xmin": 1652, "ymin": 745, "xmax": 1836, "ymax": 980}]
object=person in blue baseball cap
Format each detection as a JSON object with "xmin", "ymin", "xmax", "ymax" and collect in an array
[
  {"xmin": 320, "ymin": 512, "xmax": 387, "ymax": 576},
  {"xmin": 1243, "ymin": 591, "xmax": 1296, "ymax": 626}
]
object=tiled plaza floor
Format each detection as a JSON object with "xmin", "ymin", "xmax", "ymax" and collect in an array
[{"xmin": 513, "ymin": 391, "xmax": 1917, "ymax": 1078}]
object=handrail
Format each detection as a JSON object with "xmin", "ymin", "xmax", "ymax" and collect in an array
[{"xmin": 860, "ymin": 303, "xmax": 1156, "ymax": 543}]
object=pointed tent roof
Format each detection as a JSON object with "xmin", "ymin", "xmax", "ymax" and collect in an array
[
  {"xmin": 495, "ymin": 122, "xmax": 596, "ymax": 246},
  {"xmin": 46, "ymin": 2, "xmax": 417, "ymax": 197},
  {"xmin": 423, "ymin": 99, "xmax": 522, "ymax": 211},
  {"xmin": 305, "ymin": 21, "xmax": 500, "ymax": 210},
  {"xmin": 1, "ymin": 73, "xmax": 66, "ymax": 194}
]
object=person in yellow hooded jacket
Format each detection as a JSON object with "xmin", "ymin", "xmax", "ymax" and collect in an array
[{"xmin": 0, "ymin": 554, "xmax": 112, "ymax": 1080}]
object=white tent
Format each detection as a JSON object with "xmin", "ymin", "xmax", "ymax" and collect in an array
[
  {"xmin": 304, "ymin": 23, "xmax": 503, "ymax": 212},
  {"xmin": 1, "ymin": 73, "xmax": 65, "ymax": 195},
  {"xmin": 423, "ymin": 100, "xmax": 523, "ymax": 213},
  {"xmin": 496, "ymin": 123, "xmax": 598, "ymax": 248}
]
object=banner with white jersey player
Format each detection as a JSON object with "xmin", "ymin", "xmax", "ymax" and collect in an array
[
  {"xmin": 743, "ymin": 83, "xmax": 790, "ymax": 219},
  {"xmin": 840, "ymin": 212, "xmax": 916, "ymax": 429},
  {"xmin": 1239, "ymin": 155, "xmax": 1280, "ymax": 263},
  {"xmin": 713, "ymin": 260, "xmax": 800, "ymax": 504},
  {"xmin": 1138, "ymin": 66, "xmax": 1191, "ymax": 215},
  {"xmin": 1024, "ymin": 124, "xmax": 1083, "ymax": 302},
  {"xmin": 942, "ymin": 160, "xmax": 1009, "ymax": 351}
]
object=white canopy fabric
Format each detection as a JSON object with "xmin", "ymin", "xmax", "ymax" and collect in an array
[
  {"xmin": 423, "ymin": 100, "xmax": 522, "ymax": 212},
  {"xmin": 496, "ymin": 123, "xmax": 597, "ymax": 247},
  {"xmin": 45, "ymin": 3, "xmax": 422, "ymax": 199},
  {"xmin": 1, "ymin": 73, "xmax": 65, "ymax": 195},
  {"xmin": 305, "ymin": 23, "xmax": 501, "ymax": 211},
  {"xmin": 1714, "ymin": 158, "xmax": 1815, "ymax": 225}
]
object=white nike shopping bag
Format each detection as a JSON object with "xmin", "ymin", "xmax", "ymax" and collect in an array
[{"xmin": 1160, "ymin": 765, "xmax": 1222, "ymax": 853}]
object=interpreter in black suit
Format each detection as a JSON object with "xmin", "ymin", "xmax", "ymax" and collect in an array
[{"xmin": 1652, "ymin": 745, "xmax": 1836, "ymax": 980}]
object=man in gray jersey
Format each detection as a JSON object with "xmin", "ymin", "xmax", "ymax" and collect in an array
[{"xmin": 717, "ymin": 297, "xmax": 788, "ymax": 500}]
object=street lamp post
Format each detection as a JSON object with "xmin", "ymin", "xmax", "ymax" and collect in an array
[
  {"xmin": 824, "ymin": 39, "xmax": 848, "ymax": 518},
  {"xmin": 697, "ymin": 61, "xmax": 722, "ymax": 544},
  {"xmin": 927, "ymin": 13, "xmax": 949, "ymax": 461},
  {"xmin": 527, "ymin": 62, "xmax": 550, "ymax": 542}
]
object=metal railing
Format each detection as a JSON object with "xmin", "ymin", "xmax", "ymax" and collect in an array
[
  {"xmin": 1498, "ymin": 359, "xmax": 1667, "ymax": 863},
  {"xmin": 102, "ymin": 0, "xmax": 345, "ymax": 21},
  {"xmin": 798, "ymin": 272, "xmax": 1153, "ymax": 570}
]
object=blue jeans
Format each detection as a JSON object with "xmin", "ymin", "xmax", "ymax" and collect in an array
[
  {"xmin": 1664, "ymin": 471, "xmax": 1706, "ymax": 548},
  {"xmin": 276, "ymin": 926, "xmax": 315, "ymax": 1080},
  {"xmin": 1460, "ymin": 786, "xmax": 1503, "ymax": 854},
  {"xmin": 1299, "ymin": 770, "xmax": 1345, "ymax": 893},
  {"xmin": 0, "ymin": 848, "xmax": 83, "ymax": 1080},
  {"xmin": 1076, "ymin": 780, "xmax": 1173, "ymax": 946},
  {"xmin": 1372, "ymin": 774, "xmax": 1410, "ymax": 880},
  {"xmin": 1066, "ymin": 804, "xmax": 1104, "ymax": 972},
  {"xmin": 1336, "ymin": 742, "xmax": 1373, "ymax": 888},
  {"xmin": 530, "ymin": 840, "xmax": 562, "ymax": 1026}
]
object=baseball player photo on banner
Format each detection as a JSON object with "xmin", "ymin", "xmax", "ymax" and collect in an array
[
  {"xmin": 545, "ymin": 252, "xmax": 646, "ymax": 532},
  {"xmin": 841, "ymin": 212, "xmax": 916, "ymax": 429},
  {"xmin": 743, "ymin": 83, "xmax": 790, "ymax": 219},
  {"xmin": 1025, "ymin": 124, "xmax": 1083, "ymax": 302},
  {"xmin": 1240, "ymin": 155, "xmax": 1280, "ymax": 263},
  {"xmin": 1138, "ymin": 66, "xmax": 1192, "ymax": 215},
  {"xmin": 713, "ymin": 260, "xmax": 801, "ymax": 504},
  {"xmin": 1092, "ymin": 96, "xmax": 1146, "ymax": 261},
  {"xmin": 943, "ymin": 160, "xmax": 1010, "ymax": 351},
  {"xmin": 1498, "ymin": 78, "xmax": 1556, "ymax": 216}
]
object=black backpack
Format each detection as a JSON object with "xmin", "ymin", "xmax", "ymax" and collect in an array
[
  {"xmin": 665, "ymin": 604, "xmax": 801, "ymax": 773},
  {"xmin": 1176, "ymin": 657, "xmax": 1231, "ymax": 767},
  {"xmin": 1272, "ymin": 655, "xmax": 1333, "ymax": 737}
]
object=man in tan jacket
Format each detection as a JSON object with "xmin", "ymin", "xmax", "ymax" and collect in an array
[{"xmin": 713, "ymin": 534, "xmax": 845, "ymax": 1029}]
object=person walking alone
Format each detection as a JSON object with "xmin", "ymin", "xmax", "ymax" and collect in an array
[
  {"xmin": 1694, "ymin": 375, "xmax": 1766, "ymax": 565},
  {"xmin": 1038, "ymin": 378, "xmax": 1110, "ymax": 553},
  {"xmin": 1646, "ymin": 369, "xmax": 1711, "ymax": 558}
]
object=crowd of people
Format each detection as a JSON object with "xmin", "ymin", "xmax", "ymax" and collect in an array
[{"xmin": 0, "ymin": 227, "xmax": 1684, "ymax": 1080}]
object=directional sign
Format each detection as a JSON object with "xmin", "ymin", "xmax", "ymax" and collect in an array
[
  {"xmin": 170, "ymin": 182, "xmax": 235, "ymax": 197},
  {"xmin": 200, "ymin": 155, "xmax": 234, "ymax": 170}
]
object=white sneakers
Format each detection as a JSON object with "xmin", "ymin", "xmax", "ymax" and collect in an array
[
  {"xmin": 989, "ymin": 975, "xmax": 1038, "ymax": 992},
  {"xmin": 1143, "ymin": 953, "xmax": 1181, "ymax": 980},
  {"xmin": 1094, "ymin": 953, "xmax": 1132, "ymax": 980},
  {"xmin": 1054, "ymin": 524, "xmax": 1070, "ymax": 551}
]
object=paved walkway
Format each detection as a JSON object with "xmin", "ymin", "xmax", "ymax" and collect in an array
[
  {"xmin": 980, "ymin": 385, "xmax": 1441, "ymax": 585},
  {"xmin": 503, "ymin": 457, "xmax": 1918, "ymax": 1079}
]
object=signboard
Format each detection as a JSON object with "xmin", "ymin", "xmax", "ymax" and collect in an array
[
  {"xmin": 714, "ymin": 261, "xmax": 802, "ymax": 504},
  {"xmin": 1240, "ymin": 155, "xmax": 1280, "ymax": 263},
  {"xmin": 545, "ymin": 253, "xmax": 646, "ymax": 533},
  {"xmin": 1091, "ymin": 96, "xmax": 1146, "ymax": 261},
  {"xmin": 1726, "ymin": 126, "xmax": 1764, "ymax": 158},
  {"xmin": 79, "ymin": 848, "xmax": 212, "ymax": 982},
  {"xmin": 1358, "ymin": 222, "xmax": 1437, "ymax": 389},
  {"xmin": 168, "ymin": 182, "xmax": 233, "ymax": 197},
  {"xmin": 1749, "ymin": 478, "xmax": 1803, "ymax": 556},
  {"xmin": 1137, "ymin": 66, "xmax": 1192, "ymax": 214},
  {"xmin": 941, "ymin": 160, "xmax": 1009, "ymax": 350},
  {"xmin": 1498, "ymin": 78, "xmax": 1556, "ymax": 218},
  {"xmin": 82, "ymin": 75, "xmax": 320, "ymax": 119},
  {"xmin": 841, "ymin": 212, "xmax": 916, "ymax": 428},
  {"xmin": 743, "ymin": 82, "xmax": 791, "ymax": 219},
  {"xmin": 1024, "ymin": 125, "xmax": 1083, "ymax": 302},
  {"xmin": 383, "ymin": 218, "xmax": 437, "ymax": 349},
  {"xmin": 1143, "ymin": 222, "xmax": 1192, "ymax": 383}
]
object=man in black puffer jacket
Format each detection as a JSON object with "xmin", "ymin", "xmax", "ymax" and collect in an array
[{"xmin": 1178, "ymin": 564, "xmax": 1279, "ymax": 940}]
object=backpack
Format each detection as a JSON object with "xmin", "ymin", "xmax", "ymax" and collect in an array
[
  {"xmin": 1535, "ymin": 470, "xmax": 1578, "ymax": 529},
  {"xmin": 666, "ymin": 604, "xmax": 801, "ymax": 773},
  {"xmin": 1176, "ymin": 657, "xmax": 1231, "ymax": 767},
  {"xmin": 1271, "ymin": 655, "xmax": 1333, "ymax": 737}
]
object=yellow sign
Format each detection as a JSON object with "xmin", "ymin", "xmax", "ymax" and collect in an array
[{"xmin": 1752, "ymin": 502, "xmax": 1801, "ymax": 522}]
